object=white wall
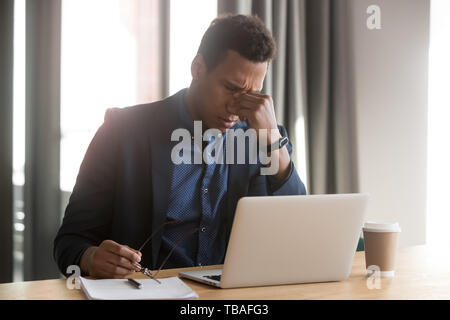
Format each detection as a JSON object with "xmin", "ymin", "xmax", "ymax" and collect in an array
[{"xmin": 349, "ymin": 0, "xmax": 430, "ymax": 247}]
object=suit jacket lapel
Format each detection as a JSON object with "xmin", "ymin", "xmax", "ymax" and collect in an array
[{"xmin": 149, "ymin": 92, "xmax": 184, "ymax": 268}]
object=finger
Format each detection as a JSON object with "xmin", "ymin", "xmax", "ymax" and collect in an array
[
  {"xmin": 103, "ymin": 261, "xmax": 134, "ymax": 277},
  {"xmin": 234, "ymin": 108, "xmax": 252, "ymax": 123},
  {"xmin": 241, "ymin": 93, "xmax": 264, "ymax": 103},
  {"xmin": 97, "ymin": 265, "xmax": 120, "ymax": 279},
  {"xmin": 124, "ymin": 245, "xmax": 142, "ymax": 257},
  {"xmin": 235, "ymin": 99, "xmax": 259, "ymax": 111},
  {"xmin": 89, "ymin": 249, "xmax": 133, "ymax": 278},
  {"xmin": 104, "ymin": 251, "xmax": 139, "ymax": 272},
  {"xmin": 90, "ymin": 257, "xmax": 126, "ymax": 279},
  {"xmin": 228, "ymin": 97, "xmax": 255, "ymax": 112},
  {"xmin": 246, "ymin": 91, "xmax": 269, "ymax": 98},
  {"xmin": 241, "ymin": 94, "xmax": 270, "ymax": 108},
  {"xmin": 233, "ymin": 91, "xmax": 262, "ymax": 104},
  {"xmin": 104, "ymin": 241, "xmax": 141, "ymax": 263}
]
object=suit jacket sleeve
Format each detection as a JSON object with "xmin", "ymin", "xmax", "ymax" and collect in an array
[
  {"xmin": 247, "ymin": 125, "xmax": 307, "ymax": 196},
  {"xmin": 53, "ymin": 108, "xmax": 120, "ymax": 276}
]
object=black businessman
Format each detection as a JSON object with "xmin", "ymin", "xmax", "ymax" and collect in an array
[{"xmin": 54, "ymin": 14, "xmax": 306, "ymax": 279}]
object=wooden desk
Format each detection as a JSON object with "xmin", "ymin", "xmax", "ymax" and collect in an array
[{"xmin": 1, "ymin": 244, "xmax": 449, "ymax": 300}]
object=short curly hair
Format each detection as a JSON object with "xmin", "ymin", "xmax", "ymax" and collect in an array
[{"xmin": 197, "ymin": 14, "xmax": 277, "ymax": 71}]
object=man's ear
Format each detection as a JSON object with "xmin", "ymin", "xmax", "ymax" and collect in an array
[{"xmin": 191, "ymin": 54, "xmax": 207, "ymax": 81}]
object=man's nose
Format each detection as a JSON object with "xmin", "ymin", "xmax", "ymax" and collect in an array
[{"xmin": 225, "ymin": 101, "xmax": 238, "ymax": 117}]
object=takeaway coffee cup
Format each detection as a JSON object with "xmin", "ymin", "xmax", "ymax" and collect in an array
[{"xmin": 363, "ymin": 222, "xmax": 401, "ymax": 278}]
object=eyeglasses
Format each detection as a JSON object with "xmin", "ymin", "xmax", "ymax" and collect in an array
[{"xmin": 132, "ymin": 220, "xmax": 199, "ymax": 284}]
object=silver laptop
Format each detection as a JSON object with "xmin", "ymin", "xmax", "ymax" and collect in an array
[{"xmin": 179, "ymin": 193, "xmax": 369, "ymax": 289}]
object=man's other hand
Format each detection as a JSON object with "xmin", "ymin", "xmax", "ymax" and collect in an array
[{"xmin": 80, "ymin": 240, "xmax": 142, "ymax": 278}]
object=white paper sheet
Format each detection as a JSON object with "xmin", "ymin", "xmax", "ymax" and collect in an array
[{"xmin": 80, "ymin": 276, "xmax": 198, "ymax": 300}]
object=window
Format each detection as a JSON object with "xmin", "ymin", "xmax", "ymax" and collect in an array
[
  {"xmin": 13, "ymin": 0, "xmax": 26, "ymax": 283},
  {"xmin": 60, "ymin": 0, "xmax": 218, "ymax": 193},
  {"xmin": 169, "ymin": 0, "xmax": 217, "ymax": 94},
  {"xmin": 426, "ymin": 0, "xmax": 450, "ymax": 244},
  {"xmin": 11, "ymin": 0, "xmax": 218, "ymax": 282},
  {"xmin": 61, "ymin": 0, "xmax": 158, "ymax": 192}
]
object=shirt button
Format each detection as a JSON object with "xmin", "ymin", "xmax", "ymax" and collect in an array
[
  {"xmin": 203, "ymin": 188, "xmax": 208, "ymax": 194},
  {"xmin": 201, "ymin": 226, "xmax": 207, "ymax": 232}
]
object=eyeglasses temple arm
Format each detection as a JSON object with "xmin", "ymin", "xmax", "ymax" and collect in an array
[
  {"xmin": 138, "ymin": 219, "xmax": 181, "ymax": 252},
  {"xmin": 151, "ymin": 227, "xmax": 200, "ymax": 280}
]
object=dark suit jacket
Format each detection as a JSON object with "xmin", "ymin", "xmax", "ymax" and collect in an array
[{"xmin": 53, "ymin": 90, "xmax": 307, "ymax": 276}]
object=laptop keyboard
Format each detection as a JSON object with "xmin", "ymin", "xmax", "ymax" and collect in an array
[{"xmin": 204, "ymin": 275, "xmax": 221, "ymax": 282}]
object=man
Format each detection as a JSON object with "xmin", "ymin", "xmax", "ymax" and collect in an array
[{"xmin": 54, "ymin": 14, "xmax": 306, "ymax": 279}]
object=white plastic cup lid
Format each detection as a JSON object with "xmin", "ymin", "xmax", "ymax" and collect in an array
[{"xmin": 363, "ymin": 221, "xmax": 401, "ymax": 233}]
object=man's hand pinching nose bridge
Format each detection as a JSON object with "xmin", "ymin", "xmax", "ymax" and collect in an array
[{"xmin": 227, "ymin": 91, "xmax": 280, "ymax": 144}]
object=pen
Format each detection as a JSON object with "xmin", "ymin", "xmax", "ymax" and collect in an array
[{"xmin": 127, "ymin": 278, "xmax": 143, "ymax": 289}]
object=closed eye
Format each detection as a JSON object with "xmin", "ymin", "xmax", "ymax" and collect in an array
[{"xmin": 225, "ymin": 84, "xmax": 239, "ymax": 92}]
